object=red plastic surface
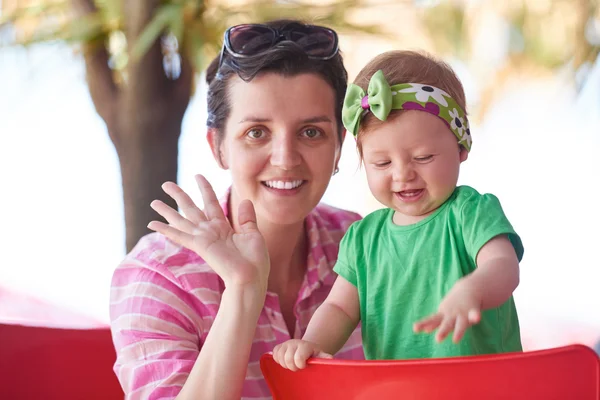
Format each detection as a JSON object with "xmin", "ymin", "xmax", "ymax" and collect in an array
[
  {"xmin": 0, "ymin": 323, "xmax": 124, "ymax": 399},
  {"xmin": 260, "ymin": 345, "xmax": 600, "ymax": 400}
]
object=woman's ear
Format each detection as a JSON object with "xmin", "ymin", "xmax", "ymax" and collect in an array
[
  {"xmin": 334, "ymin": 129, "xmax": 347, "ymax": 170},
  {"xmin": 207, "ymin": 128, "xmax": 228, "ymax": 169}
]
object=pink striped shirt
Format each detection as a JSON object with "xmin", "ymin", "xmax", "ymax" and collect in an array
[{"xmin": 110, "ymin": 196, "xmax": 364, "ymax": 399}]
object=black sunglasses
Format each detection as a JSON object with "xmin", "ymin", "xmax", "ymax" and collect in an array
[{"xmin": 217, "ymin": 22, "xmax": 339, "ymax": 71}]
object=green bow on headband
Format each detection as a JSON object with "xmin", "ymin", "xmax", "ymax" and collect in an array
[{"xmin": 342, "ymin": 69, "xmax": 472, "ymax": 151}]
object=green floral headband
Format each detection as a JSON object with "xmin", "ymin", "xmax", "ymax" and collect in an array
[{"xmin": 342, "ymin": 70, "xmax": 472, "ymax": 152}]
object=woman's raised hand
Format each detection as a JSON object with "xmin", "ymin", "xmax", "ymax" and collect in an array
[{"xmin": 148, "ymin": 175, "xmax": 270, "ymax": 289}]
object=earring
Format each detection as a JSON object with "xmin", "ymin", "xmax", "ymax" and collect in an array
[{"xmin": 333, "ymin": 167, "xmax": 340, "ymax": 176}]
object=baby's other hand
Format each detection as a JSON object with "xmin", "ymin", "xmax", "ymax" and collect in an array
[
  {"xmin": 413, "ymin": 279, "xmax": 482, "ymax": 343},
  {"xmin": 272, "ymin": 339, "xmax": 332, "ymax": 371}
]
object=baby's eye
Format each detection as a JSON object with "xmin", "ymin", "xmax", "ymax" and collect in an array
[
  {"xmin": 374, "ymin": 161, "xmax": 391, "ymax": 167},
  {"xmin": 247, "ymin": 128, "xmax": 265, "ymax": 139},
  {"xmin": 414, "ymin": 155, "xmax": 433, "ymax": 162},
  {"xmin": 301, "ymin": 128, "xmax": 322, "ymax": 138}
]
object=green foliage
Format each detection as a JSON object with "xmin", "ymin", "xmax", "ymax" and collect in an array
[
  {"xmin": 419, "ymin": 0, "xmax": 599, "ymax": 72},
  {"xmin": 1, "ymin": 0, "xmax": 382, "ymax": 72},
  {"xmin": 2, "ymin": 0, "xmax": 598, "ymax": 95},
  {"xmin": 130, "ymin": 3, "xmax": 183, "ymax": 61}
]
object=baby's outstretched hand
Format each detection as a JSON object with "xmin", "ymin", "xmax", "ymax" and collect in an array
[
  {"xmin": 413, "ymin": 279, "xmax": 482, "ymax": 343},
  {"xmin": 272, "ymin": 339, "xmax": 332, "ymax": 371}
]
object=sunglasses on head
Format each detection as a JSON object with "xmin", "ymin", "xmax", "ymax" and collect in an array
[{"xmin": 217, "ymin": 22, "xmax": 339, "ymax": 71}]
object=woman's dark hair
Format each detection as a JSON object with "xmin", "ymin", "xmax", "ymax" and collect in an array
[{"xmin": 206, "ymin": 19, "xmax": 348, "ymax": 155}]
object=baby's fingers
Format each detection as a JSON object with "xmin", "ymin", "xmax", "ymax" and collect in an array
[
  {"xmin": 452, "ymin": 315, "xmax": 468, "ymax": 343},
  {"xmin": 294, "ymin": 345, "xmax": 316, "ymax": 370},
  {"xmin": 272, "ymin": 345, "xmax": 285, "ymax": 366},
  {"xmin": 451, "ymin": 309, "xmax": 480, "ymax": 343},
  {"xmin": 435, "ymin": 317, "xmax": 455, "ymax": 343},
  {"xmin": 414, "ymin": 313, "xmax": 443, "ymax": 333},
  {"xmin": 468, "ymin": 309, "xmax": 481, "ymax": 324},
  {"xmin": 283, "ymin": 346, "xmax": 302, "ymax": 371},
  {"xmin": 273, "ymin": 344, "xmax": 289, "ymax": 368},
  {"xmin": 315, "ymin": 351, "xmax": 333, "ymax": 359}
]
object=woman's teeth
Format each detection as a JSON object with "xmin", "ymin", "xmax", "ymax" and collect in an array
[{"xmin": 264, "ymin": 180, "xmax": 303, "ymax": 190}]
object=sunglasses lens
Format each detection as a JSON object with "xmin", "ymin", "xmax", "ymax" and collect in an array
[
  {"xmin": 288, "ymin": 26, "xmax": 337, "ymax": 58},
  {"xmin": 226, "ymin": 24, "xmax": 338, "ymax": 59},
  {"xmin": 228, "ymin": 25, "xmax": 275, "ymax": 55}
]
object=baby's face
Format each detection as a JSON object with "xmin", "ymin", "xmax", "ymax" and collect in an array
[{"xmin": 360, "ymin": 111, "xmax": 468, "ymax": 225}]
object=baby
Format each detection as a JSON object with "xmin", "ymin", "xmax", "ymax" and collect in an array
[{"xmin": 272, "ymin": 50, "xmax": 524, "ymax": 370}]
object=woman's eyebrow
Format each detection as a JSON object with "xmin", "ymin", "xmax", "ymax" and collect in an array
[
  {"xmin": 301, "ymin": 116, "xmax": 332, "ymax": 124},
  {"xmin": 238, "ymin": 116, "xmax": 271, "ymax": 123},
  {"xmin": 238, "ymin": 116, "xmax": 332, "ymax": 124}
]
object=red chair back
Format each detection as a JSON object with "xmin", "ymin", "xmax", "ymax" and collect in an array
[
  {"xmin": 260, "ymin": 345, "xmax": 600, "ymax": 400},
  {"xmin": 0, "ymin": 323, "xmax": 124, "ymax": 399}
]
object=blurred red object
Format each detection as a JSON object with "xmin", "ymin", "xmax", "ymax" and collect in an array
[
  {"xmin": 260, "ymin": 345, "xmax": 600, "ymax": 400},
  {"xmin": 0, "ymin": 323, "xmax": 123, "ymax": 399}
]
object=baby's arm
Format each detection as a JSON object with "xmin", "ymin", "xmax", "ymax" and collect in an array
[
  {"xmin": 272, "ymin": 276, "xmax": 360, "ymax": 370},
  {"xmin": 414, "ymin": 235, "xmax": 519, "ymax": 343},
  {"xmin": 464, "ymin": 234, "xmax": 520, "ymax": 309}
]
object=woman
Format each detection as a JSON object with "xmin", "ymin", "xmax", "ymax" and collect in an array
[{"xmin": 110, "ymin": 19, "xmax": 364, "ymax": 400}]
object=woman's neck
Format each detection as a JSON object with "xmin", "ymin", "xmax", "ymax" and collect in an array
[{"xmin": 259, "ymin": 219, "xmax": 307, "ymax": 294}]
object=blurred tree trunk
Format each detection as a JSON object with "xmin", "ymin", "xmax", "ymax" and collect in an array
[{"xmin": 76, "ymin": 0, "xmax": 192, "ymax": 252}]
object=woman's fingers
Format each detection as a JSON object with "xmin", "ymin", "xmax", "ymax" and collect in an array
[
  {"xmin": 147, "ymin": 221, "xmax": 196, "ymax": 249},
  {"xmin": 150, "ymin": 200, "xmax": 198, "ymax": 233},
  {"xmin": 195, "ymin": 175, "xmax": 226, "ymax": 221},
  {"xmin": 161, "ymin": 181, "xmax": 207, "ymax": 225}
]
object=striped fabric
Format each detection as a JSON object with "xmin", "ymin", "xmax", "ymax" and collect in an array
[{"xmin": 110, "ymin": 195, "xmax": 365, "ymax": 399}]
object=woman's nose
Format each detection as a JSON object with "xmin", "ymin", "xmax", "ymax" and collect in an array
[{"xmin": 270, "ymin": 135, "xmax": 301, "ymax": 170}]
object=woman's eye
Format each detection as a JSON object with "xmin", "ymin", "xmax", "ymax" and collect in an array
[
  {"xmin": 246, "ymin": 128, "xmax": 265, "ymax": 139},
  {"xmin": 302, "ymin": 128, "xmax": 322, "ymax": 138}
]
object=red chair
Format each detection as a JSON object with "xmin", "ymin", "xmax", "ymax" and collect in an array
[
  {"xmin": 0, "ymin": 323, "xmax": 124, "ymax": 399},
  {"xmin": 260, "ymin": 345, "xmax": 600, "ymax": 399}
]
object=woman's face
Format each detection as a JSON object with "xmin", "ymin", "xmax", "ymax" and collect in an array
[{"xmin": 211, "ymin": 72, "xmax": 343, "ymax": 226}]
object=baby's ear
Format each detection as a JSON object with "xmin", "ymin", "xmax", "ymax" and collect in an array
[{"xmin": 459, "ymin": 147, "xmax": 468, "ymax": 163}]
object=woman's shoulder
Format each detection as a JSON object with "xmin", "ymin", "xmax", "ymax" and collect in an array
[
  {"xmin": 110, "ymin": 233, "xmax": 221, "ymax": 345},
  {"xmin": 312, "ymin": 203, "xmax": 362, "ymax": 231}
]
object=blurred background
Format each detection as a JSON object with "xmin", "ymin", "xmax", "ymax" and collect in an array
[{"xmin": 1, "ymin": 0, "xmax": 599, "ymax": 352}]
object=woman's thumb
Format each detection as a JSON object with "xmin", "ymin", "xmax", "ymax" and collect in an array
[{"xmin": 237, "ymin": 199, "xmax": 258, "ymax": 233}]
